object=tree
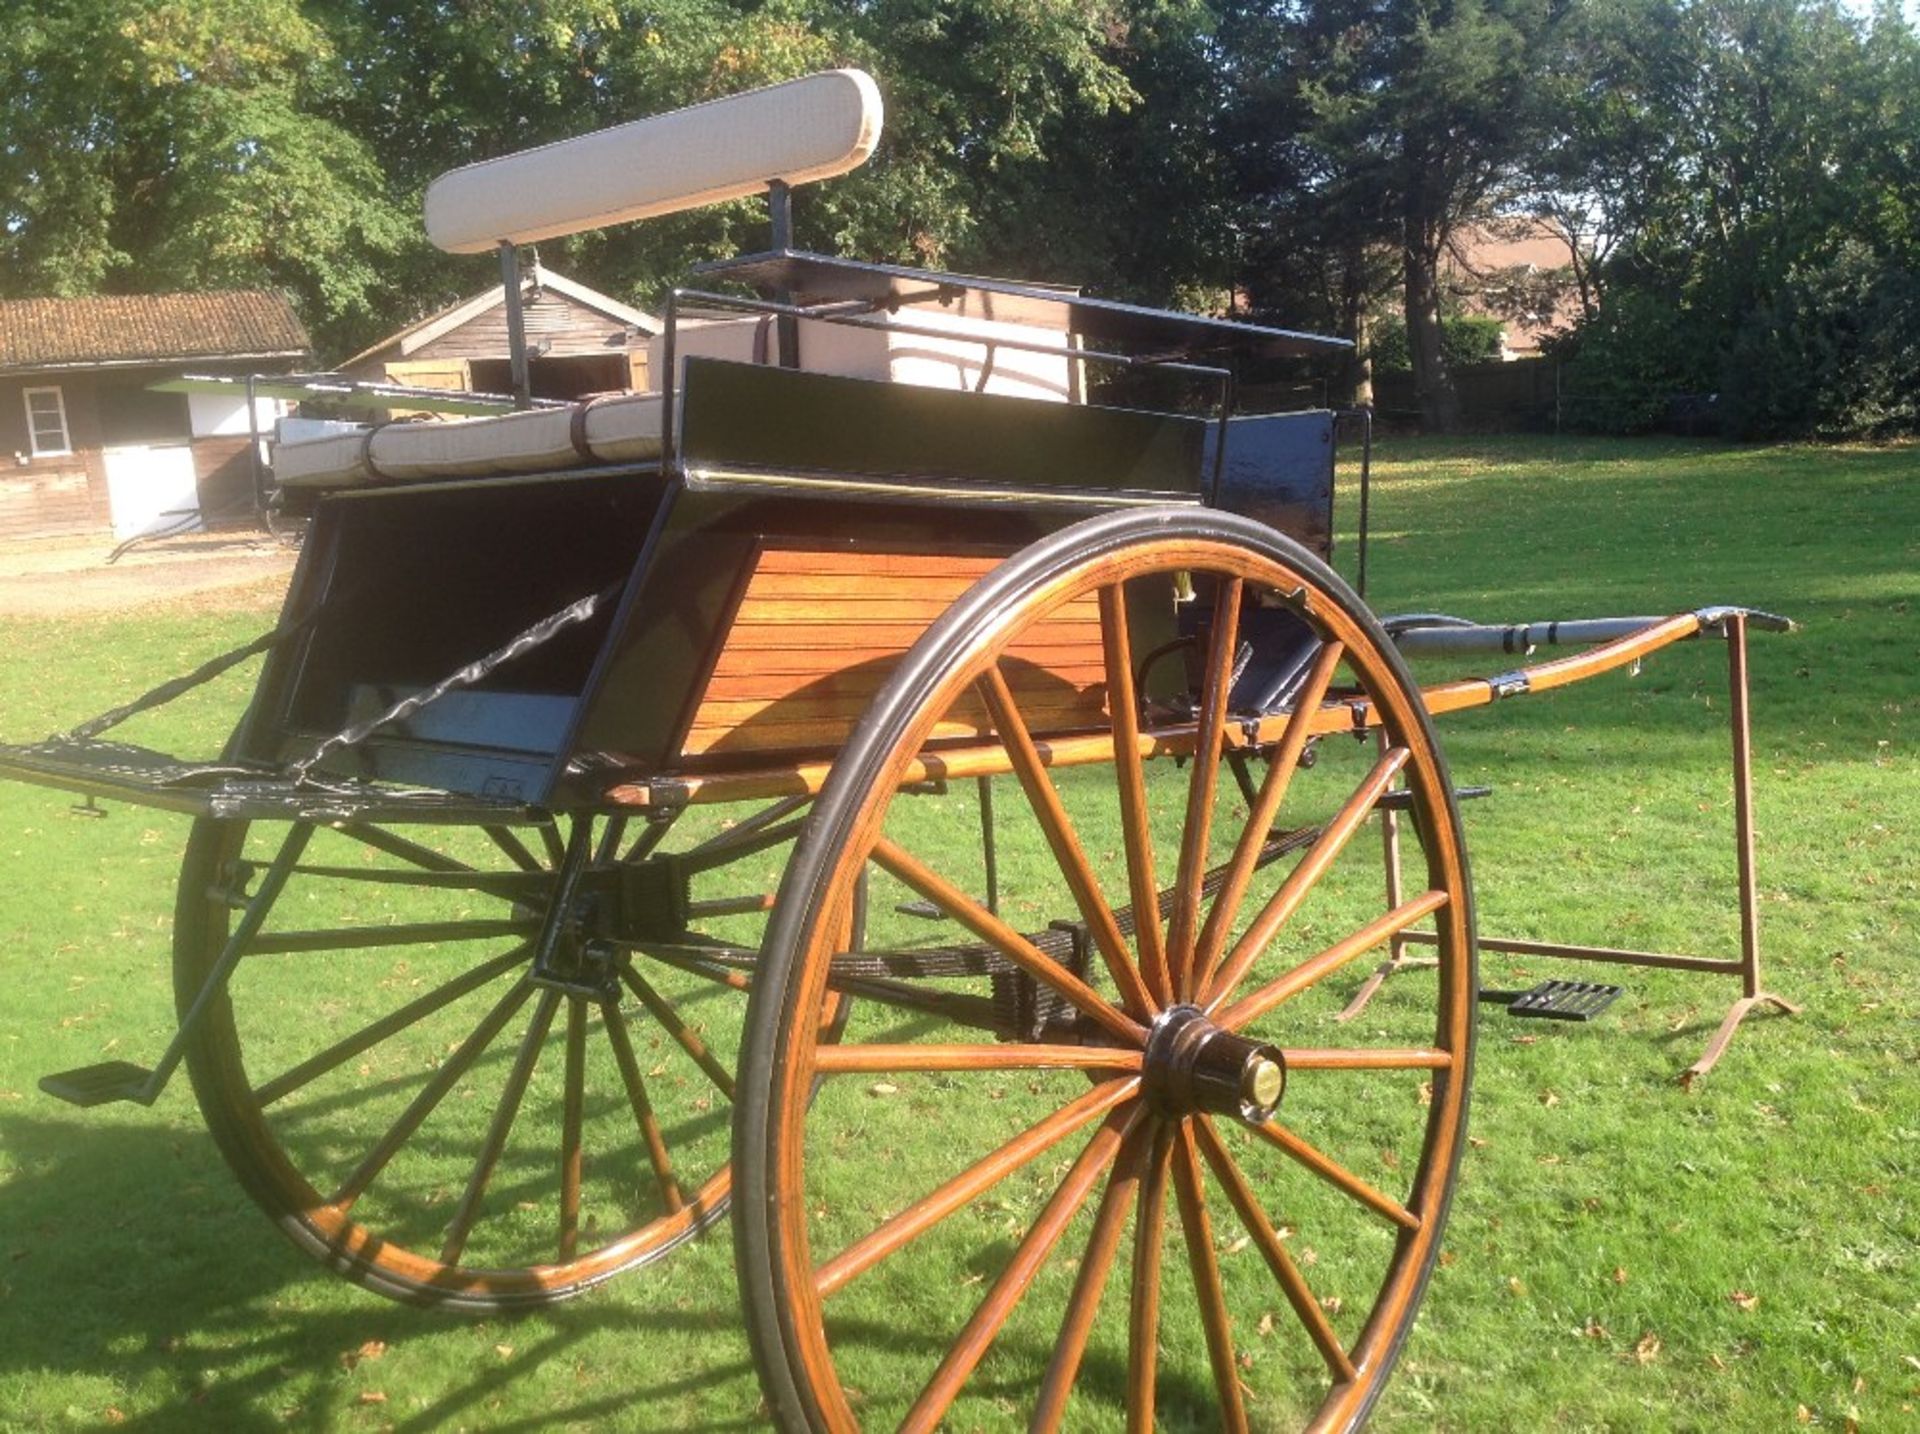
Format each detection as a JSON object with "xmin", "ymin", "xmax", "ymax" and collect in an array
[{"xmin": 0, "ymin": 0, "xmax": 413, "ymax": 353}]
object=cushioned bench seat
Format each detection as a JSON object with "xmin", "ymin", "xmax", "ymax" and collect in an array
[
  {"xmin": 273, "ymin": 303, "xmax": 1080, "ymax": 491},
  {"xmin": 274, "ymin": 391, "xmax": 665, "ymax": 489}
]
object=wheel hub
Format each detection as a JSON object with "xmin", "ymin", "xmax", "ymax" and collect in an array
[{"xmin": 1141, "ymin": 1003, "xmax": 1286, "ymax": 1124}]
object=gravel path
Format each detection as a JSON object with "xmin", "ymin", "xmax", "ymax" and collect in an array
[{"xmin": 0, "ymin": 530, "xmax": 296, "ymax": 617}]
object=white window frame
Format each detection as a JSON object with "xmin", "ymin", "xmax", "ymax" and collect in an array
[{"xmin": 23, "ymin": 385, "xmax": 72, "ymax": 457}]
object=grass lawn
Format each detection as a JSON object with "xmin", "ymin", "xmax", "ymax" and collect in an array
[{"xmin": 0, "ymin": 434, "xmax": 1912, "ymax": 1431}]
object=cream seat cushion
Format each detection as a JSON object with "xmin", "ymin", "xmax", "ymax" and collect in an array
[{"xmin": 274, "ymin": 391, "xmax": 663, "ymax": 489}]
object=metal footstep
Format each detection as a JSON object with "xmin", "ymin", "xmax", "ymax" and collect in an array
[
  {"xmin": 39, "ymin": 1060, "xmax": 162, "ymax": 1108},
  {"xmin": 1479, "ymin": 980, "xmax": 1623, "ymax": 1022}
]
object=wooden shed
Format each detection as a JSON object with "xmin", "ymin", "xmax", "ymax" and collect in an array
[
  {"xmin": 0, "ymin": 291, "xmax": 309, "ymax": 542},
  {"xmin": 339, "ymin": 265, "xmax": 658, "ymax": 400}
]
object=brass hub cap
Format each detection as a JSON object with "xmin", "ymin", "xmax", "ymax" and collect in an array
[{"xmin": 1141, "ymin": 1003, "xmax": 1287, "ymax": 1124}]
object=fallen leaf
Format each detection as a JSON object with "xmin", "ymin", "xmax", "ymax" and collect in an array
[
  {"xmin": 1507, "ymin": 1277, "xmax": 1526, "ymax": 1298},
  {"xmin": 1613, "ymin": 1267, "xmax": 1629, "ymax": 1285},
  {"xmin": 1257, "ymin": 1313, "xmax": 1274, "ymax": 1338},
  {"xmin": 1709, "ymin": 1353, "xmax": 1727, "ymax": 1371},
  {"xmin": 1417, "ymin": 1081, "xmax": 1433, "ymax": 1107},
  {"xmin": 495, "ymin": 1344, "xmax": 514, "ymax": 1359},
  {"xmin": 1319, "ymin": 1296, "xmax": 1343, "ymax": 1315},
  {"xmin": 868, "ymin": 1082, "xmax": 899, "ymax": 1097},
  {"xmin": 1581, "ymin": 1317, "xmax": 1609, "ymax": 1340},
  {"xmin": 1633, "ymin": 1332, "xmax": 1661, "ymax": 1364},
  {"xmin": 358, "ymin": 1391, "xmax": 388, "ymax": 1406},
  {"xmin": 1438, "ymin": 1249, "xmax": 1457, "ymax": 1267},
  {"xmin": 357, "ymin": 1340, "xmax": 386, "ymax": 1362},
  {"xmin": 1510, "ymin": 1034, "xmax": 1539, "ymax": 1046},
  {"xmin": 1727, "ymin": 1290, "xmax": 1759, "ymax": 1312},
  {"xmin": 1795, "ymin": 1406, "xmax": 1812, "ymax": 1424},
  {"xmin": 1540, "ymin": 1090, "xmax": 1560, "ymax": 1108},
  {"xmin": 1222, "ymin": 1234, "xmax": 1252, "ymax": 1256},
  {"xmin": 1467, "ymin": 1136, "xmax": 1489, "ymax": 1149},
  {"xmin": 103, "ymin": 1411, "xmax": 126, "ymax": 1426}
]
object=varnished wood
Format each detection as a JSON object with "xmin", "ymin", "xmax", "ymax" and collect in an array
[
  {"xmin": 1127, "ymin": 1122, "xmax": 1173, "ymax": 1434},
  {"xmin": 814, "ymin": 1078, "xmax": 1139, "ymax": 1299},
  {"xmin": 602, "ymin": 996, "xmax": 685, "ymax": 1214},
  {"xmin": 1281, "ymin": 1046, "xmax": 1455, "ymax": 1070},
  {"xmin": 813, "ymin": 1043, "xmax": 1144, "ymax": 1074},
  {"xmin": 1168, "ymin": 577, "xmax": 1243, "ymax": 1001},
  {"xmin": 1099, "ymin": 583, "xmax": 1171, "ymax": 1006},
  {"xmin": 1217, "ymin": 889, "xmax": 1449, "ymax": 1032},
  {"xmin": 1190, "ymin": 640, "xmax": 1344, "ymax": 1000},
  {"xmin": 440, "ymin": 988, "xmax": 561, "ymax": 1264},
  {"xmin": 559, "ymin": 996, "xmax": 587, "ymax": 1262},
  {"xmin": 899, "ymin": 1108, "xmax": 1137, "ymax": 1434},
  {"xmin": 1030, "ymin": 1122, "xmax": 1151, "ymax": 1433},
  {"xmin": 619, "ymin": 966, "xmax": 737, "ymax": 1098},
  {"xmin": 870, "ymin": 837, "xmax": 1147, "ymax": 1048},
  {"xmin": 1169, "ymin": 1122, "xmax": 1250, "ymax": 1433},
  {"xmin": 1201, "ymin": 747, "xmax": 1411, "ymax": 1012},
  {"xmin": 1193, "ymin": 1116, "xmax": 1357, "ymax": 1382},
  {"xmin": 1251, "ymin": 1118, "xmax": 1420, "ymax": 1231},
  {"xmin": 979, "ymin": 665, "xmax": 1155, "ymax": 1020},
  {"xmin": 331, "ymin": 978, "xmax": 534, "ymax": 1212}
]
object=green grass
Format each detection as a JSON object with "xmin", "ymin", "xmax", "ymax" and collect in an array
[{"xmin": 0, "ymin": 435, "xmax": 1914, "ymax": 1431}]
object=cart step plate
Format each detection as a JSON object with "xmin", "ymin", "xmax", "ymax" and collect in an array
[
  {"xmin": 38, "ymin": 1061, "xmax": 158, "ymax": 1108},
  {"xmin": 1484, "ymin": 980, "xmax": 1624, "ymax": 1022}
]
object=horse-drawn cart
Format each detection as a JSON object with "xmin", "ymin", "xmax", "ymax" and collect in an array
[{"xmin": 0, "ymin": 70, "xmax": 1795, "ymax": 1431}]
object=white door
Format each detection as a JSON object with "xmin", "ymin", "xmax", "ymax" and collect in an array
[{"xmin": 101, "ymin": 445, "xmax": 204, "ymax": 540}]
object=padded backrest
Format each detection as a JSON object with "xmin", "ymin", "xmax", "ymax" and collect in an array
[{"xmin": 425, "ymin": 69, "xmax": 884, "ymax": 254}]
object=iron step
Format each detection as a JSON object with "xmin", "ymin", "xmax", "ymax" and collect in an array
[
  {"xmin": 38, "ymin": 1060, "xmax": 159, "ymax": 1108},
  {"xmin": 1479, "ymin": 980, "xmax": 1623, "ymax": 1022}
]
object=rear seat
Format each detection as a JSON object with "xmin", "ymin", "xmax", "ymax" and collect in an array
[{"xmin": 272, "ymin": 306, "xmax": 1079, "ymax": 490}]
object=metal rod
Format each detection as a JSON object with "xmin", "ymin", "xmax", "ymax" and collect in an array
[
  {"xmin": 144, "ymin": 823, "xmax": 315, "ymax": 1099},
  {"xmin": 1396, "ymin": 929, "xmax": 1745, "ymax": 975},
  {"xmin": 767, "ymin": 180, "xmax": 800, "ymax": 370},
  {"xmin": 499, "ymin": 241, "xmax": 532, "ymax": 410},
  {"xmin": 1728, "ymin": 613, "xmax": 1761, "ymax": 999}
]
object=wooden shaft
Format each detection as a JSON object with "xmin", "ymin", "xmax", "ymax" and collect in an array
[
  {"xmin": 812, "ymin": 1043, "xmax": 1144, "ymax": 1074},
  {"xmin": 1727, "ymin": 613, "xmax": 1763, "ymax": 998}
]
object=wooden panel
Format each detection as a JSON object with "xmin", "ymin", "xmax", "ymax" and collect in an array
[
  {"xmin": 0, "ymin": 466, "xmax": 101, "ymax": 541},
  {"xmin": 680, "ymin": 547, "xmax": 1108, "ymax": 759}
]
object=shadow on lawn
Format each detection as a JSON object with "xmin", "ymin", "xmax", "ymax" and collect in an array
[{"xmin": 0, "ymin": 1108, "xmax": 754, "ymax": 1431}]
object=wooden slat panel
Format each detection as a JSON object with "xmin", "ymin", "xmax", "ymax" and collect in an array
[{"xmin": 680, "ymin": 546, "xmax": 1108, "ymax": 759}]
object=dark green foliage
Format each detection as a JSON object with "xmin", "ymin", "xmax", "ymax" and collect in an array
[
  {"xmin": 1719, "ymin": 244, "xmax": 1920, "ymax": 440},
  {"xmin": 1372, "ymin": 314, "xmax": 1506, "ymax": 374}
]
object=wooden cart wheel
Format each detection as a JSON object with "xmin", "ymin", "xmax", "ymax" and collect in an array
[
  {"xmin": 174, "ymin": 806, "xmax": 781, "ymax": 1311},
  {"xmin": 735, "ymin": 508, "xmax": 1476, "ymax": 1430}
]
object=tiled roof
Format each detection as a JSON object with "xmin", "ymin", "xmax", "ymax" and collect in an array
[{"xmin": 0, "ymin": 290, "xmax": 311, "ymax": 372}]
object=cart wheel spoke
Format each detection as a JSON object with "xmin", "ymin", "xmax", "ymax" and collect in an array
[
  {"xmin": 816, "ymin": 1078, "xmax": 1138, "ymax": 1298},
  {"xmin": 440, "ymin": 989, "xmax": 561, "ymax": 1264},
  {"xmin": 869, "ymin": 837, "xmax": 1146, "ymax": 1047},
  {"xmin": 1218, "ymin": 890, "xmax": 1448, "ymax": 1032},
  {"xmin": 1170, "ymin": 1122, "xmax": 1251, "ymax": 1433},
  {"xmin": 1099, "ymin": 584, "xmax": 1171, "ymax": 1005},
  {"xmin": 980, "ymin": 664, "xmax": 1156, "ymax": 1019},
  {"xmin": 1195, "ymin": 1117, "xmax": 1358, "ymax": 1382},
  {"xmin": 251, "ymin": 943, "xmax": 531, "ymax": 1107},
  {"xmin": 1250, "ymin": 1117, "xmax": 1420, "ymax": 1231},
  {"xmin": 1127, "ymin": 1122, "xmax": 1174, "ymax": 1434},
  {"xmin": 619, "ymin": 965, "xmax": 736, "ymax": 1099},
  {"xmin": 559, "ymin": 996, "xmax": 588, "ymax": 1261},
  {"xmin": 1191, "ymin": 640, "xmax": 1344, "ymax": 999},
  {"xmin": 602, "ymin": 997, "xmax": 686, "ymax": 1214},
  {"xmin": 331, "ymin": 977, "xmax": 535, "ymax": 1213},
  {"xmin": 1203, "ymin": 746, "xmax": 1411, "ymax": 1012},
  {"xmin": 334, "ymin": 822, "xmax": 477, "ymax": 874},
  {"xmin": 483, "ymin": 824, "xmax": 545, "ymax": 873},
  {"xmin": 536, "ymin": 819, "xmax": 568, "ymax": 868},
  {"xmin": 901, "ymin": 1107, "xmax": 1139, "ymax": 1434},
  {"xmin": 1167, "ymin": 576, "xmax": 1242, "ymax": 1001},
  {"xmin": 1031, "ymin": 1120, "xmax": 1153, "ymax": 1434}
]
